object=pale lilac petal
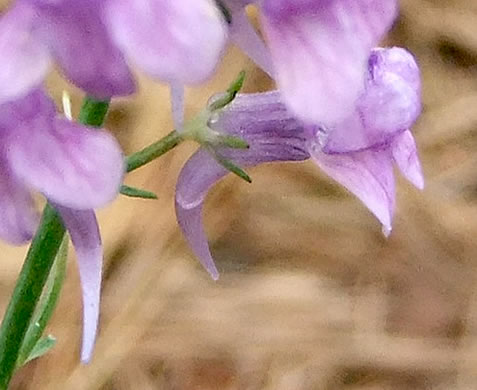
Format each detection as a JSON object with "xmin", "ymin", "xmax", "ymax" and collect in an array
[
  {"xmin": 37, "ymin": 0, "xmax": 135, "ymax": 98},
  {"xmin": 309, "ymin": 141, "xmax": 395, "ymax": 234},
  {"xmin": 323, "ymin": 47, "xmax": 422, "ymax": 153},
  {"xmin": 260, "ymin": 0, "xmax": 398, "ymax": 125},
  {"xmin": 8, "ymin": 115, "xmax": 124, "ymax": 210},
  {"xmin": 0, "ymin": 153, "xmax": 38, "ymax": 244},
  {"xmin": 170, "ymin": 83, "xmax": 185, "ymax": 131},
  {"xmin": 0, "ymin": 2, "xmax": 51, "ymax": 103},
  {"xmin": 105, "ymin": 0, "xmax": 227, "ymax": 84},
  {"xmin": 55, "ymin": 206, "xmax": 102, "ymax": 363},
  {"xmin": 392, "ymin": 130, "xmax": 424, "ymax": 190},
  {"xmin": 227, "ymin": 8, "xmax": 274, "ymax": 76},
  {"xmin": 176, "ymin": 150, "xmax": 224, "ymax": 280}
]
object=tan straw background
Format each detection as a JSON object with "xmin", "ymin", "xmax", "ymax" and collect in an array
[{"xmin": 2, "ymin": 0, "xmax": 477, "ymax": 388}]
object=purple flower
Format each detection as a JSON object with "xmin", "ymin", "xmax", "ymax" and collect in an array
[
  {"xmin": 309, "ymin": 47, "xmax": 423, "ymax": 234},
  {"xmin": 175, "ymin": 47, "xmax": 423, "ymax": 278},
  {"xmin": 104, "ymin": 0, "xmax": 228, "ymax": 129},
  {"xmin": 0, "ymin": 88, "xmax": 124, "ymax": 362},
  {"xmin": 0, "ymin": 0, "xmax": 227, "ymax": 103},
  {"xmin": 224, "ymin": 0, "xmax": 398, "ymax": 125},
  {"xmin": 175, "ymin": 92, "xmax": 310, "ymax": 279}
]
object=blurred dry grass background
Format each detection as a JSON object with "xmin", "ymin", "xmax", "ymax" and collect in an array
[{"xmin": 2, "ymin": 1, "xmax": 477, "ymax": 388}]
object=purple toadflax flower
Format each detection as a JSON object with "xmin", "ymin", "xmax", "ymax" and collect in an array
[
  {"xmin": 222, "ymin": 0, "xmax": 398, "ymax": 126},
  {"xmin": 175, "ymin": 47, "xmax": 423, "ymax": 278},
  {"xmin": 0, "ymin": 0, "xmax": 227, "ymax": 105},
  {"xmin": 0, "ymin": 88, "xmax": 124, "ymax": 362}
]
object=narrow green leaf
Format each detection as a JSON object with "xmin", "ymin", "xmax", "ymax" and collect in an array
[
  {"xmin": 125, "ymin": 130, "xmax": 183, "ymax": 173},
  {"xmin": 23, "ymin": 336, "xmax": 56, "ymax": 364},
  {"xmin": 120, "ymin": 185, "xmax": 158, "ymax": 200},
  {"xmin": 208, "ymin": 71, "xmax": 246, "ymax": 111},
  {"xmin": 16, "ymin": 237, "xmax": 68, "ymax": 368},
  {"xmin": 207, "ymin": 146, "xmax": 252, "ymax": 183}
]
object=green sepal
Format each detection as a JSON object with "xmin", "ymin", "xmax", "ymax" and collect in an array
[
  {"xmin": 120, "ymin": 185, "xmax": 158, "ymax": 200},
  {"xmin": 215, "ymin": 134, "xmax": 250, "ymax": 149},
  {"xmin": 23, "ymin": 336, "xmax": 56, "ymax": 364},
  {"xmin": 206, "ymin": 146, "xmax": 252, "ymax": 183},
  {"xmin": 208, "ymin": 71, "xmax": 246, "ymax": 111}
]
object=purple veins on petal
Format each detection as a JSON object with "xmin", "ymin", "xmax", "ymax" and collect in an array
[
  {"xmin": 55, "ymin": 206, "xmax": 103, "ymax": 363},
  {"xmin": 259, "ymin": 0, "xmax": 398, "ymax": 125},
  {"xmin": 104, "ymin": 0, "xmax": 227, "ymax": 84}
]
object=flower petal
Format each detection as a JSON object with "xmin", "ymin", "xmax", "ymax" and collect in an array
[
  {"xmin": 36, "ymin": 0, "xmax": 135, "ymax": 98},
  {"xmin": 55, "ymin": 206, "xmax": 102, "ymax": 363},
  {"xmin": 176, "ymin": 149, "xmax": 224, "ymax": 280},
  {"xmin": 227, "ymin": 7, "xmax": 274, "ymax": 76},
  {"xmin": 260, "ymin": 0, "xmax": 398, "ymax": 125},
  {"xmin": 323, "ymin": 47, "xmax": 422, "ymax": 153},
  {"xmin": 0, "ymin": 2, "xmax": 51, "ymax": 103},
  {"xmin": 392, "ymin": 130, "xmax": 424, "ymax": 190},
  {"xmin": 0, "ymin": 153, "xmax": 38, "ymax": 245},
  {"xmin": 309, "ymin": 141, "xmax": 395, "ymax": 235},
  {"xmin": 8, "ymin": 113, "xmax": 124, "ymax": 210},
  {"xmin": 105, "ymin": 0, "xmax": 227, "ymax": 84}
]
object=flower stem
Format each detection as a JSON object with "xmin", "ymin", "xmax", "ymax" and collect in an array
[
  {"xmin": 125, "ymin": 130, "xmax": 183, "ymax": 172},
  {"xmin": 78, "ymin": 97, "xmax": 110, "ymax": 127},
  {"xmin": 0, "ymin": 96, "xmax": 110, "ymax": 389},
  {"xmin": 0, "ymin": 205, "xmax": 64, "ymax": 389}
]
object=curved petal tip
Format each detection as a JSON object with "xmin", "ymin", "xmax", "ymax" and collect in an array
[{"xmin": 55, "ymin": 207, "xmax": 103, "ymax": 363}]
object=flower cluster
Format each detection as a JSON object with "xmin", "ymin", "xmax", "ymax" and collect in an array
[
  {"xmin": 0, "ymin": 0, "xmax": 423, "ymax": 364},
  {"xmin": 177, "ymin": 47, "xmax": 423, "ymax": 279}
]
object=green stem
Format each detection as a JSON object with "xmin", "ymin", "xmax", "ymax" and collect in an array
[
  {"xmin": 125, "ymin": 130, "xmax": 182, "ymax": 172},
  {"xmin": 0, "ymin": 206, "xmax": 64, "ymax": 389},
  {"xmin": 0, "ymin": 96, "xmax": 110, "ymax": 389},
  {"xmin": 78, "ymin": 97, "xmax": 110, "ymax": 126}
]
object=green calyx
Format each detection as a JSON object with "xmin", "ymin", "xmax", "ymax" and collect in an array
[
  {"xmin": 179, "ymin": 71, "xmax": 251, "ymax": 183},
  {"xmin": 181, "ymin": 70, "xmax": 248, "ymax": 148}
]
